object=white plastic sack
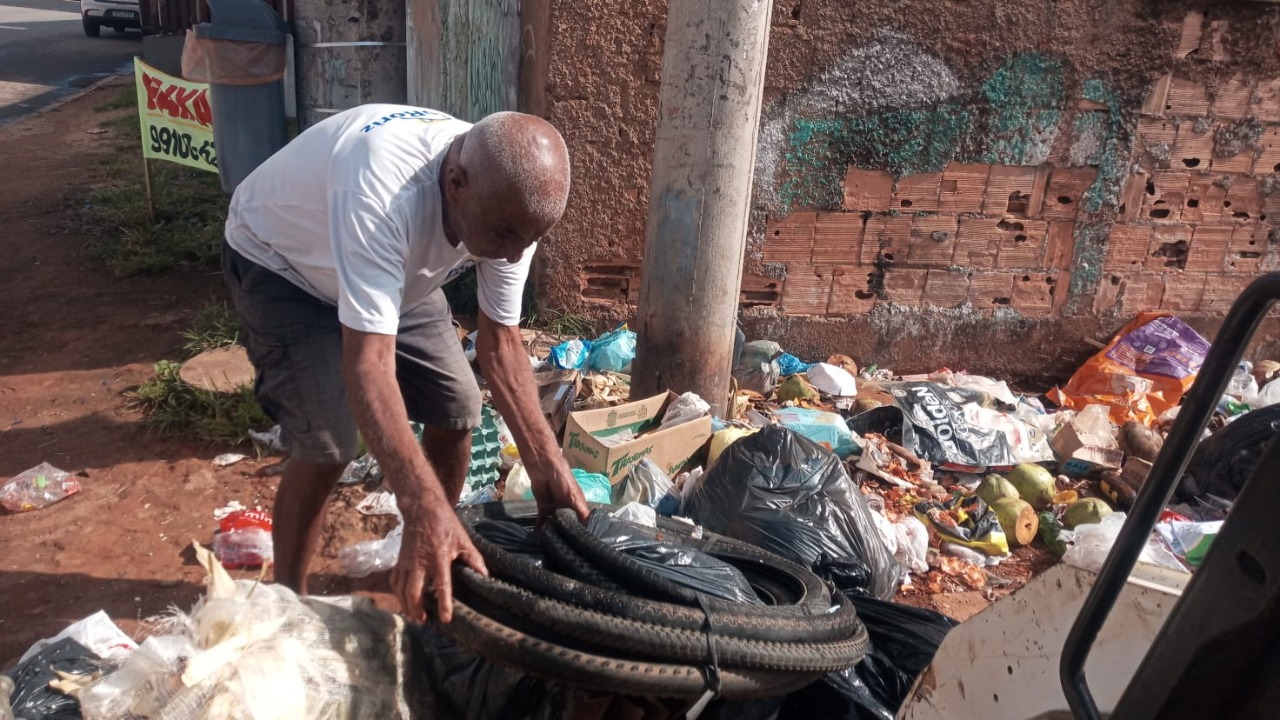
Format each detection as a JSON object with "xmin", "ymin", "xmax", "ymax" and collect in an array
[
  {"xmin": 1063, "ymin": 513, "xmax": 1188, "ymax": 574},
  {"xmin": 806, "ymin": 363, "xmax": 859, "ymax": 397},
  {"xmin": 338, "ymin": 516, "xmax": 404, "ymax": 577},
  {"xmin": 356, "ymin": 490, "xmax": 398, "ymax": 516},
  {"xmin": 19, "ymin": 610, "xmax": 137, "ymax": 668},
  {"xmin": 893, "ymin": 517, "xmax": 930, "ymax": 574},
  {"xmin": 612, "ymin": 501, "xmax": 658, "ymax": 528},
  {"xmin": 660, "ymin": 392, "xmax": 711, "ymax": 430}
]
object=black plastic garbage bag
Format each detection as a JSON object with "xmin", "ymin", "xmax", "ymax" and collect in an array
[
  {"xmin": 776, "ymin": 559, "xmax": 958, "ymax": 720},
  {"xmin": 587, "ymin": 512, "xmax": 762, "ymax": 604},
  {"xmin": 474, "ymin": 519, "xmax": 545, "ymax": 565},
  {"xmin": 685, "ymin": 425, "xmax": 901, "ymax": 600},
  {"xmin": 848, "ymin": 382, "xmax": 1017, "ymax": 470},
  {"xmin": 4, "ymin": 637, "xmax": 100, "ymax": 720},
  {"xmin": 1177, "ymin": 404, "xmax": 1280, "ymax": 502}
]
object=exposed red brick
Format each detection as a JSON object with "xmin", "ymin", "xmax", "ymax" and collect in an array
[
  {"xmin": 1118, "ymin": 171, "xmax": 1149, "ymax": 222},
  {"xmin": 811, "ymin": 212, "xmax": 865, "ymax": 264},
  {"xmin": 984, "ymin": 166, "xmax": 1047, "ymax": 218},
  {"xmin": 1186, "ymin": 225, "xmax": 1232, "ymax": 272},
  {"xmin": 843, "ymin": 168, "xmax": 894, "ymax": 212},
  {"xmin": 1166, "ymin": 76, "xmax": 1210, "ymax": 116},
  {"xmin": 938, "ymin": 163, "xmax": 990, "ymax": 214},
  {"xmin": 828, "ymin": 266, "xmax": 878, "ymax": 315},
  {"xmin": 922, "ymin": 269, "xmax": 971, "ymax": 308},
  {"xmin": 1160, "ymin": 273, "xmax": 1207, "ymax": 311},
  {"xmin": 1093, "ymin": 272, "xmax": 1122, "ymax": 314},
  {"xmin": 1119, "ymin": 273, "xmax": 1167, "ymax": 315},
  {"xmin": 1212, "ymin": 150, "xmax": 1254, "ymax": 175},
  {"xmin": 740, "ymin": 273, "xmax": 782, "ymax": 308},
  {"xmin": 1174, "ymin": 11, "xmax": 1203, "ymax": 60},
  {"xmin": 1104, "ymin": 224, "xmax": 1155, "ymax": 271},
  {"xmin": 881, "ymin": 268, "xmax": 928, "ymax": 305},
  {"xmin": 1137, "ymin": 117, "xmax": 1177, "ymax": 152},
  {"xmin": 894, "ymin": 172, "xmax": 942, "ymax": 212},
  {"xmin": 1142, "ymin": 171, "xmax": 1190, "ymax": 222},
  {"xmin": 1141, "ymin": 74, "xmax": 1173, "ymax": 117},
  {"xmin": 1255, "ymin": 127, "xmax": 1280, "ymax": 175},
  {"xmin": 1213, "ymin": 75, "xmax": 1255, "ymax": 120},
  {"xmin": 1011, "ymin": 272, "xmax": 1056, "ymax": 316},
  {"xmin": 1201, "ymin": 275, "xmax": 1254, "ymax": 313},
  {"xmin": 1170, "ymin": 124, "xmax": 1215, "ymax": 170},
  {"xmin": 1228, "ymin": 223, "xmax": 1264, "ymax": 273},
  {"xmin": 1255, "ymin": 79, "xmax": 1280, "ymax": 124},
  {"xmin": 1145, "ymin": 225, "xmax": 1191, "ymax": 271},
  {"xmin": 1051, "ymin": 269, "xmax": 1073, "ymax": 316},
  {"xmin": 953, "ymin": 218, "xmax": 1002, "ymax": 268},
  {"xmin": 1044, "ymin": 221, "xmax": 1076, "ymax": 270},
  {"xmin": 762, "ymin": 211, "xmax": 817, "ymax": 264},
  {"xmin": 995, "ymin": 219, "xmax": 1048, "ymax": 268},
  {"xmin": 1184, "ymin": 176, "xmax": 1227, "ymax": 223},
  {"xmin": 1042, "ymin": 168, "xmax": 1098, "ymax": 221},
  {"xmin": 1206, "ymin": 20, "xmax": 1231, "ymax": 62},
  {"xmin": 860, "ymin": 215, "xmax": 912, "ymax": 265},
  {"xmin": 968, "ymin": 271, "xmax": 1015, "ymax": 310},
  {"xmin": 907, "ymin": 214, "xmax": 959, "ymax": 266},
  {"xmin": 781, "ymin": 265, "xmax": 834, "ymax": 315},
  {"xmin": 1224, "ymin": 182, "xmax": 1263, "ymax": 221}
]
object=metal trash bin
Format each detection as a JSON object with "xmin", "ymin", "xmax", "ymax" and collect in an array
[{"xmin": 183, "ymin": 0, "xmax": 288, "ymax": 193}]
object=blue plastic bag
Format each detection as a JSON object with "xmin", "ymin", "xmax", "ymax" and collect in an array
[
  {"xmin": 773, "ymin": 407, "xmax": 861, "ymax": 458},
  {"xmin": 588, "ymin": 329, "xmax": 636, "ymax": 373},
  {"xmin": 571, "ymin": 469, "xmax": 613, "ymax": 504},
  {"xmin": 777, "ymin": 353, "xmax": 813, "ymax": 377},
  {"xmin": 549, "ymin": 338, "xmax": 592, "ymax": 370}
]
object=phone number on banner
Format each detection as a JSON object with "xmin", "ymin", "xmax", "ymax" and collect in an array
[{"xmin": 148, "ymin": 125, "xmax": 217, "ymax": 169}]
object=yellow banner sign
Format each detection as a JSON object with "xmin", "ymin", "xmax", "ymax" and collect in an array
[{"xmin": 133, "ymin": 58, "xmax": 218, "ymax": 174}]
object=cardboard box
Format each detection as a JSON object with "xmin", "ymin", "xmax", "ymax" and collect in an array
[
  {"xmin": 1051, "ymin": 422, "xmax": 1124, "ymax": 476},
  {"xmin": 561, "ymin": 392, "xmax": 713, "ymax": 483}
]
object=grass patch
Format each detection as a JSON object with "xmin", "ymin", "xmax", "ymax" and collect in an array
[
  {"xmin": 182, "ymin": 300, "xmax": 242, "ymax": 356},
  {"xmin": 94, "ymin": 85, "xmax": 136, "ymax": 113},
  {"xmin": 128, "ymin": 360, "xmax": 269, "ymax": 445},
  {"xmin": 81, "ymin": 87, "xmax": 226, "ymax": 277},
  {"xmin": 526, "ymin": 308, "xmax": 597, "ymax": 337}
]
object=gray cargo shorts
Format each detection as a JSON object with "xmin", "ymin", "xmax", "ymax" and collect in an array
[{"xmin": 222, "ymin": 242, "xmax": 482, "ymax": 465}]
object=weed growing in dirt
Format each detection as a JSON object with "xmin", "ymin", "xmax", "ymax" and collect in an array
[
  {"xmin": 94, "ymin": 85, "xmax": 136, "ymax": 113},
  {"xmin": 129, "ymin": 360, "xmax": 269, "ymax": 445},
  {"xmin": 182, "ymin": 300, "xmax": 243, "ymax": 356},
  {"xmin": 525, "ymin": 308, "xmax": 597, "ymax": 337},
  {"xmin": 82, "ymin": 85, "xmax": 226, "ymax": 277}
]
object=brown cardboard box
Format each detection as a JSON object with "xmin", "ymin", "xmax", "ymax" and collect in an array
[
  {"xmin": 561, "ymin": 392, "xmax": 713, "ymax": 483},
  {"xmin": 1051, "ymin": 420, "xmax": 1124, "ymax": 477}
]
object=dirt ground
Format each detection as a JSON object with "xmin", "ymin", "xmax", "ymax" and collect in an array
[
  {"xmin": 0, "ymin": 76, "xmax": 1057, "ymax": 670},
  {"xmin": 0, "ymin": 78, "xmax": 394, "ymax": 667}
]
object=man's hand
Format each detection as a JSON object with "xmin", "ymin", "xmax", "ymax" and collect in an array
[
  {"xmin": 528, "ymin": 463, "xmax": 590, "ymax": 527},
  {"xmin": 392, "ymin": 496, "xmax": 489, "ymax": 623}
]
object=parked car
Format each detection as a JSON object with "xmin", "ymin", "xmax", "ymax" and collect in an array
[{"xmin": 80, "ymin": 0, "xmax": 142, "ymax": 37}]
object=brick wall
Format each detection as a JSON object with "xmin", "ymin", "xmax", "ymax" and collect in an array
[{"xmin": 534, "ymin": 1, "xmax": 1280, "ymax": 380}]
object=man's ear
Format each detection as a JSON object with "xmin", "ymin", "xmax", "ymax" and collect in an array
[{"xmin": 445, "ymin": 164, "xmax": 468, "ymax": 200}]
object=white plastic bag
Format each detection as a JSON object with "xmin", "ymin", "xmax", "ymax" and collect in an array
[
  {"xmin": 806, "ymin": 363, "xmax": 859, "ymax": 397},
  {"xmin": 18, "ymin": 610, "xmax": 137, "ymax": 668},
  {"xmin": 1226, "ymin": 361, "xmax": 1261, "ymax": 407},
  {"xmin": 660, "ymin": 392, "xmax": 711, "ymax": 429},
  {"xmin": 1063, "ymin": 513, "xmax": 1188, "ymax": 574},
  {"xmin": 612, "ymin": 502, "xmax": 658, "ymax": 528},
  {"xmin": 893, "ymin": 517, "xmax": 930, "ymax": 574},
  {"xmin": 355, "ymin": 490, "xmax": 398, "ymax": 516},
  {"xmin": 503, "ymin": 462, "xmax": 531, "ymax": 502}
]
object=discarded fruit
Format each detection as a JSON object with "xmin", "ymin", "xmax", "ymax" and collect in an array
[
  {"xmin": 1063, "ymin": 497, "xmax": 1114, "ymax": 529},
  {"xmin": 977, "ymin": 474, "xmax": 1020, "ymax": 506},
  {"xmin": 1119, "ymin": 420, "xmax": 1164, "ymax": 463},
  {"xmin": 991, "ymin": 497, "xmax": 1039, "ymax": 547},
  {"xmin": 1007, "ymin": 463, "xmax": 1056, "ymax": 511}
]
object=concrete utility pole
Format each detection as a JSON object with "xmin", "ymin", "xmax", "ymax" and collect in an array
[{"xmin": 630, "ymin": 0, "xmax": 773, "ymax": 417}]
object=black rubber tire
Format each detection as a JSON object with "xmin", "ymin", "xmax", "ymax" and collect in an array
[
  {"xmin": 446, "ymin": 601, "xmax": 822, "ymax": 699},
  {"xmin": 535, "ymin": 523, "xmax": 628, "ymax": 592},
  {"xmin": 458, "ymin": 502, "xmax": 861, "ymax": 644},
  {"xmin": 454, "ymin": 567, "xmax": 869, "ymax": 673},
  {"xmin": 83, "ymin": 17, "xmax": 100, "ymax": 38},
  {"xmin": 113, "ymin": 26, "xmax": 126, "ymax": 33}
]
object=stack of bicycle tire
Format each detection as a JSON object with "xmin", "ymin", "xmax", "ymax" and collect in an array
[{"xmin": 442, "ymin": 501, "xmax": 869, "ymax": 699}]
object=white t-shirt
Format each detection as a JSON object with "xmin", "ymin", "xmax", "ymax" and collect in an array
[{"xmin": 225, "ymin": 104, "xmax": 535, "ymax": 334}]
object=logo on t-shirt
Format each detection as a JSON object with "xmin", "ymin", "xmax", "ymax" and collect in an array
[
  {"xmin": 444, "ymin": 259, "xmax": 476, "ymax": 284},
  {"xmin": 360, "ymin": 108, "xmax": 455, "ymax": 133}
]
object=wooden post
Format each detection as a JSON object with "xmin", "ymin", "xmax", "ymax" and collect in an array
[
  {"xmin": 629, "ymin": 0, "xmax": 773, "ymax": 416},
  {"xmin": 142, "ymin": 158, "xmax": 156, "ymax": 222}
]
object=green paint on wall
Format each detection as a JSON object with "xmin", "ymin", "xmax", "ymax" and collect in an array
[{"xmin": 979, "ymin": 55, "xmax": 1067, "ymax": 165}]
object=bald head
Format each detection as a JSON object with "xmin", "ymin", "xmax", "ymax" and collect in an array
[{"xmin": 459, "ymin": 111, "xmax": 571, "ymax": 233}]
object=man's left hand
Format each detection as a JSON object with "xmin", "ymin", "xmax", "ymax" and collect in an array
[{"xmin": 528, "ymin": 462, "xmax": 589, "ymax": 527}]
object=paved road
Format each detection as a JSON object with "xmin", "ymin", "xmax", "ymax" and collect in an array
[{"xmin": 0, "ymin": 0, "xmax": 140, "ymax": 123}]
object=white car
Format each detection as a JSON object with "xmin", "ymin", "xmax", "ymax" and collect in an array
[{"xmin": 81, "ymin": 0, "xmax": 142, "ymax": 37}]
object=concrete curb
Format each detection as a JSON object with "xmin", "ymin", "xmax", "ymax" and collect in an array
[{"xmin": 7, "ymin": 70, "xmax": 132, "ymax": 126}]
